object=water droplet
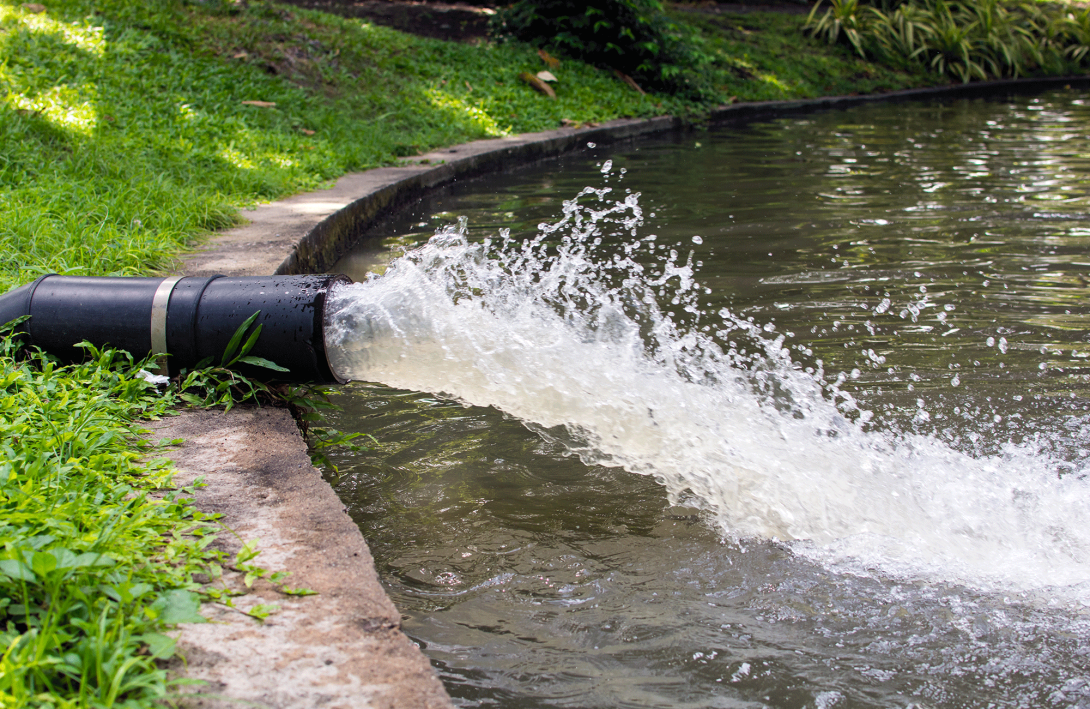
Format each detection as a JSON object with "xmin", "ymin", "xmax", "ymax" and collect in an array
[{"xmin": 692, "ymin": 235, "xmax": 703, "ymax": 245}]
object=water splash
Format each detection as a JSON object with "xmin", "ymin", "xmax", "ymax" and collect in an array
[{"xmin": 324, "ymin": 185, "xmax": 1090, "ymax": 604}]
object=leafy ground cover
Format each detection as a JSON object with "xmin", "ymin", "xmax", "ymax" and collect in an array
[
  {"xmin": 676, "ymin": 7, "xmax": 939, "ymax": 100},
  {"xmin": 0, "ymin": 328, "xmax": 219, "ymax": 706},
  {"xmin": 0, "ymin": 0, "xmax": 1075, "ymax": 704}
]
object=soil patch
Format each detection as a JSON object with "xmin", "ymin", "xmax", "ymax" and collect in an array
[
  {"xmin": 285, "ymin": 0, "xmax": 497, "ymax": 42},
  {"xmin": 677, "ymin": 2, "xmax": 812, "ymax": 14},
  {"xmin": 276, "ymin": 0, "xmax": 812, "ymax": 44}
]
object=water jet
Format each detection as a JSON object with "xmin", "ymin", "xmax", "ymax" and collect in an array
[{"xmin": 319, "ymin": 88, "xmax": 1090, "ymax": 708}]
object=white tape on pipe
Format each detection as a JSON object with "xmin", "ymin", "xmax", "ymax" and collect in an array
[{"xmin": 150, "ymin": 276, "xmax": 183, "ymax": 360}]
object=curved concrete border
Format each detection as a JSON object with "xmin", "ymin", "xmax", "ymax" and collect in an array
[
  {"xmin": 180, "ymin": 74, "xmax": 1090, "ymax": 280},
  {"xmin": 170, "ymin": 74, "xmax": 1090, "ymax": 707}
]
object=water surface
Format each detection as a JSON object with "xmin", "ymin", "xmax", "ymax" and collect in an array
[{"xmin": 323, "ymin": 89, "xmax": 1090, "ymax": 708}]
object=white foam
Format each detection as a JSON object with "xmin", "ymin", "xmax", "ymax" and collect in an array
[{"xmin": 324, "ymin": 187, "xmax": 1090, "ymax": 605}]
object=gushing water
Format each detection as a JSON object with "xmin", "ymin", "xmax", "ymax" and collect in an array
[{"xmin": 324, "ymin": 181, "xmax": 1090, "ymax": 606}]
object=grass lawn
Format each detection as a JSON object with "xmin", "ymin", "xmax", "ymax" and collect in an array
[
  {"xmin": 0, "ymin": 0, "xmax": 1059, "ymax": 703},
  {"xmin": 0, "ymin": 0, "xmax": 942, "ymax": 294}
]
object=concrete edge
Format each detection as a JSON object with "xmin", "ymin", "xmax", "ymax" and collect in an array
[
  {"xmin": 166, "ymin": 74, "xmax": 1090, "ymax": 706},
  {"xmin": 150, "ymin": 409, "xmax": 451, "ymax": 709},
  {"xmin": 180, "ymin": 73, "xmax": 1090, "ymax": 279},
  {"xmin": 271, "ymin": 115, "xmax": 684, "ymax": 275}
]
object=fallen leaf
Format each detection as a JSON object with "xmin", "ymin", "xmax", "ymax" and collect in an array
[
  {"xmin": 233, "ymin": 51, "xmax": 249, "ymax": 60},
  {"xmin": 536, "ymin": 70, "xmax": 558, "ymax": 83},
  {"xmin": 518, "ymin": 72, "xmax": 555, "ymax": 99},
  {"xmin": 614, "ymin": 70, "xmax": 645, "ymax": 96},
  {"xmin": 725, "ymin": 95, "xmax": 738, "ymax": 105},
  {"xmin": 241, "ymin": 100, "xmax": 276, "ymax": 108},
  {"xmin": 465, "ymin": 80, "xmax": 473, "ymax": 92},
  {"xmin": 300, "ymin": 128, "xmax": 315, "ymax": 135},
  {"xmin": 22, "ymin": 3, "xmax": 45, "ymax": 12},
  {"xmin": 538, "ymin": 49, "xmax": 560, "ymax": 69},
  {"xmin": 561, "ymin": 118, "xmax": 578, "ymax": 127}
]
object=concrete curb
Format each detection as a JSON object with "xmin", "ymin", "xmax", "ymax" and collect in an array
[
  {"xmin": 170, "ymin": 75, "xmax": 1089, "ymax": 706},
  {"xmin": 179, "ymin": 74, "xmax": 1090, "ymax": 280},
  {"xmin": 156, "ymin": 410, "xmax": 452, "ymax": 709}
]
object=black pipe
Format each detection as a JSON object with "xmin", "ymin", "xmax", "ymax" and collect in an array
[{"xmin": 0, "ymin": 274, "xmax": 351, "ymax": 383}]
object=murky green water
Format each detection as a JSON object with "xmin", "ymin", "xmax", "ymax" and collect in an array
[{"xmin": 323, "ymin": 89, "xmax": 1090, "ymax": 708}]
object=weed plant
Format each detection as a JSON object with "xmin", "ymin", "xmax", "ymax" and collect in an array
[
  {"xmin": 806, "ymin": 0, "xmax": 1090, "ymax": 82},
  {"xmin": 0, "ymin": 313, "xmax": 347, "ymax": 705},
  {"xmin": 0, "ymin": 324, "xmax": 220, "ymax": 705}
]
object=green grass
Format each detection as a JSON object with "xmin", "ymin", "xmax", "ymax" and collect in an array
[
  {"xmin": 0, "ymin": 0, "xmax": 672, "ymax": 293},
  {"xmin": 674, "ymin": 8, "xmax": 940, "ymax": 101},
  {"xmin": 0, "ymin": 0, "xmax": 1044, "ymax": 704},
  {"xmin": 0, "ymin": 331, "xmax": 220, "ymax": 706},
  {"xmin": 0, "ymin": 0, "xmax": 940, "ymax": 295}
]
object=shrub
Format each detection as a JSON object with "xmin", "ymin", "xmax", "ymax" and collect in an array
[
  {"xmin": 491, "ymin": 0, "xmax": 714, "ymax": 98},
  {"xmin": 805, "ymin": 0, "xmax": 1090, "ymax": 82}
]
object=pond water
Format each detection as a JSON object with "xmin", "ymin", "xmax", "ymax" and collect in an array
[{"xmin": 321, "ymin": 88, "xmax": 1090, "ymax": 708}]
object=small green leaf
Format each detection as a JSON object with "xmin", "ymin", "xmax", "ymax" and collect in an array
[
  {"xmin": 221, "ymin": 311, "xmax": 261, "ymax": 366},
  {"xmin": 68, "ymin": 552, "xmax": 115, "ymax": 570},
  {"xmin": 0, "ymin": 559, "xmax": 35, "ymax": 582},
  {"xmin": 235, "ymin": 539, "xmax": 261, "ymax": 565},
  {"xmin": 243, "ymin": 569, "xmax": 263, "ymax": 588},
  {"xmin": 30, "ymin": 551, "xmax": 57, "ymax": 577},
  {"xmin": 237, "ymin": 322, "xmax": 264, "ymax": 359},
  {"xmin": 282, "ymin": 587, "xmax": 318, "ymax": 597},
  {"xmin": 236, "ymin": 355, "xmax": 290, "ymax": 372},
  {"xmin": 137, "ymin": 632, "xmax": 178, "ymax": 660},
  {"xmin": 246, "ymin": 603, "xmax": 280, "ymax": 621},
  {"xmin": 154, "ymin": 589, "xmax": 206, "ymax": 625}
]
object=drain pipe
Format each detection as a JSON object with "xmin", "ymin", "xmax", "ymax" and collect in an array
[{"xmin": 0, "ymin": 274, "xmax": 351, "ymax": 383}]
